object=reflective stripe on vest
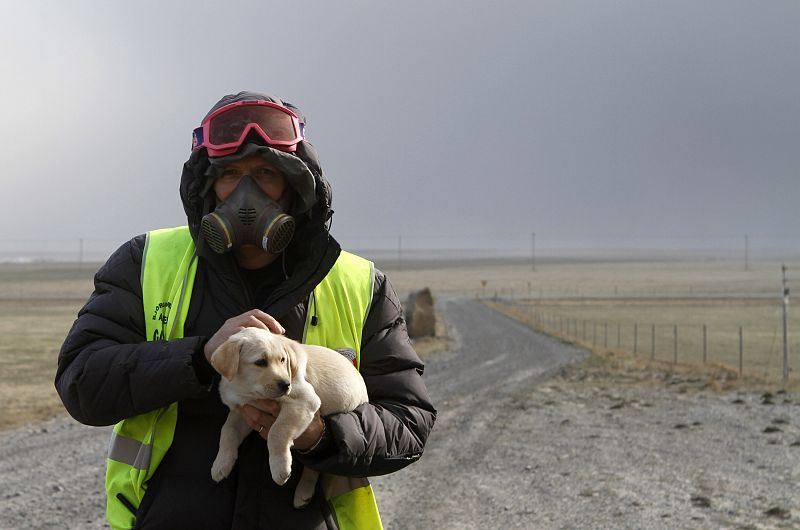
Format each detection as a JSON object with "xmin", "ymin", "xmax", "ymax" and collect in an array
[
  {"xmin": 105, "ymin": 226, "xmax": 382, "ymax": 530},
  {"xmin": 106, "ymin": 227, "xmax": 197, "ymax": 530}
]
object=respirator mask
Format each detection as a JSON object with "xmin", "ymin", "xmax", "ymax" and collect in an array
[{"xmin": 200, "ymin": 175, "xmax": 296, "ymax": 255}]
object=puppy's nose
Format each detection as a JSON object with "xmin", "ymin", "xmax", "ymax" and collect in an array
[{"xmin": 277, "ymin": 380, "xmax": 291, "ymax": 394}]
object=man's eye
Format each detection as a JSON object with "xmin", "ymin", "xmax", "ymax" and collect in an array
[{"xmin": 254, "ymin": 359, "xmax": 268, "ymax": 367}]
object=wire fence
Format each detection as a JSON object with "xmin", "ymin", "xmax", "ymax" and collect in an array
[{"xmin": 492, "ymin": 298, "xmax": 798, "ymax": 385}]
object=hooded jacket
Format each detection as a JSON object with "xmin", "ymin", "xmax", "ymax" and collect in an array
[{"xmin": 55, "ymin": 92, "xmax": 436, "ymax": 529}]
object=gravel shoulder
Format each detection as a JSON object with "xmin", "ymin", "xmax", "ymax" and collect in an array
[
  {"xmin": 375, "ymin": 367, "xmax": 800, "ymax": 530},
  {"xmin": 2, "ymin": 298, "xmax": 798, "ymax": 529},
  {"xmin": 377, "ymin": 300, "xmax": 800, "ymax": 530}
]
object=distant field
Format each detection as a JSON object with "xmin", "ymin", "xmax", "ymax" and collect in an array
[
  {"xmin": 0, "ymin": 298, "xmax": 84, "ymax": 430},
  {"xmin": 0, "ymin": 255, "xmax": 798, "ymax": 430},
  {"xmin": 490, "ymin": 297, "xmax": 798, "ymax": 385},
  {"xmin": 0, "ymin": 261, "xmax": 451, "ymax": 430},
  {"xmin": 382, "ymin": 255, "xmax": 800, "ymax": 384}
]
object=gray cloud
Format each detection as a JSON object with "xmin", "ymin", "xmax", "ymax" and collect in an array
[{"xmin": 2, "ymin": 0, "xmax": 798, "ymax": 257}]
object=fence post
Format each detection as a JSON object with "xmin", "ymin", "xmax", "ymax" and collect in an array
[
  {"xmin": 593, "ymin": 322, "xmax": 597, "ymax": 345},
  {"xmin": 651, "ymin": 323, "xmax": 656, "ymax": 360},
  {"xmin": 739, "ymin": 326, "xmax": 743, "ymax": 376},
  {"xmin": 617, "ymin": 323, "xmax": 621, "ymax": 349},
  {"xmin": 782, "ymin": 264, "xmax": 789, "ymax": 384},
  {"xmin": 604, "ymin": 323, "xmax": 608, "ymax": 348},
  {"xmin": 673, "ymin": 324, "xmax": 678, "ymax": 364},
  {"xmin": 634, "ymin": 323, "xmax": 638, "ymax": 355},
  {"xmin": 703, "ymin": 325, "xmax": 707, "ymax": 363}
]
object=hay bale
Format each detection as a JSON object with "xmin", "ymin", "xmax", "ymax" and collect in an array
[{"xmin": 406, "ymin": 287, "xmax": 436, "ymax": 338}]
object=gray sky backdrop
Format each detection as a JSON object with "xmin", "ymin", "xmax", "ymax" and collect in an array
[{"xmin": 2, "ymin": 0, "xmax": 798, "ymax": 259}]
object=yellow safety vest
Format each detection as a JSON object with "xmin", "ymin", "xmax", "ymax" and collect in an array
[{"xmin": 105, "ymin": 226, "xmax": 382, "ymax": 530}]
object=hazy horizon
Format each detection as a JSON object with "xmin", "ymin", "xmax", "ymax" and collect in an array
[{"xmin": 2, "ymin": 233, "xmax": 797, "ymax": 265}]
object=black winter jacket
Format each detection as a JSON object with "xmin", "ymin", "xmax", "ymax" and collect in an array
[{"xmin": 55, "ymin": 93, "xmax": 436, "ymax": 530}]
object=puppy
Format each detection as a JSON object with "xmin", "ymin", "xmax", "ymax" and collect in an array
[{"xmin": 208, "ymin": 327, "xmax": 368, "ymax": 508}]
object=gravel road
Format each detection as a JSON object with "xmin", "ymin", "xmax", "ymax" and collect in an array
[
  {"xmin": 373, "ymin": 299, "xmax": 800, "ymax": 530},
  {"xmin": 2, "ymin": 298, "xmax": 798, "ymax": 529}
]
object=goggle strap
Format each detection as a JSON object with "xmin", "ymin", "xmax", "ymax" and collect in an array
[{"xmin": 192, "ymin": 127, "xmax": 204, "ymax": 151}]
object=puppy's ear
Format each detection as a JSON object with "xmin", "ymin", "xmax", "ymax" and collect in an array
[
  {"xmin": 281, "ymin": 338, "xmax": 304, "ymax": 381},
  {"xmin": 283, "ymin": 342, "xmax": 296, "ymax": 382},
  {"xmin": 209, "ymin": 338, "xmax": 242, "ymax": 381}
]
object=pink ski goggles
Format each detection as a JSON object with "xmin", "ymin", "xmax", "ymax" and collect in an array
[{"xmin": 191, "ymin": 100, "xmax": 305, "ymax": 156}]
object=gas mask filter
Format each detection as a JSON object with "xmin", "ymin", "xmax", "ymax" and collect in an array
[{"xmin": 200, "ymin": 175, "xmax": 296, "ymax": 255}]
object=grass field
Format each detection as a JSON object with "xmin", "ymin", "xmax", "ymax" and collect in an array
[
  {"xmin": 0, "ymin": 263, "xmax": 92, "ymax": 429},
  {"xmin": 489, "ymin": 297, "xmax": 799, "ymax": 386},
  {"xmin": 1, "ymin": 254, "xmax": 798, "ymax": 430},
  {"xmin": 386, "ymin": 255, "xmax": 800, "ymax": 384},
  {"xmin": 0, "ymin": 297, "xmax": 83, "ymax": 430},
  {"xmin": 0, "ymin": 261, "xmax": 450, "ymax": 431}
]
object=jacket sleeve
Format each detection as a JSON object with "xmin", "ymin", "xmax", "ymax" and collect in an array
[
  {"xmin": 55, "ymin": 235, "xmax": 212, "ymax": 427},
  {"xmin": 298, "ymin": 269, "xmax": 437, "ymax": 476}
]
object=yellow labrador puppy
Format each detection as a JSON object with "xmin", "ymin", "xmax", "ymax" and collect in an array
[{"xmin": 208, "ymin": 327, "xmax": 368, "ymax": 508}]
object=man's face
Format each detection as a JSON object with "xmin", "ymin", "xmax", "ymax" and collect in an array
[{"xmin": 213, "ymin": 153, "xmax": 288, "ymax": 203}]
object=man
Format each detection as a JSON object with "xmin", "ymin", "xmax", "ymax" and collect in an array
[{"xmin": 55, "ymin": 91, "xmax": 436, "ymax": 530}]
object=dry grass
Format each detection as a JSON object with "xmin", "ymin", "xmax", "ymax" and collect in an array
[
  {"xmin": 409, "ymin": 306, "xmax": 450, "ymax": 361},
  {"xmin": 490, "ymin": 297, "xmax": 797, "ymax": 382},
  {"xmin": 383, "ymin": 255, "xmax": 800, "ymax": 301},
  {"xmin": 386, "ymin": 255, "xmax": 799, "ymax": 385},
  {"xmin": 1, "ymin": 255, "xmax": 795, "ymax": 430},
  {"xmin": 0, "ymin": 262, "xmax": 453, "ymax": 431},
  {"xmin": 0, "ymin": 298, "xmax": 83, "ymax": 430},
  {"xmin": 487, "ymin": 300, "xmax": 799, "ymax": 392},
  {"xmin": 0, "ymin": 263, "xmax": 93, "ymax": 429}
]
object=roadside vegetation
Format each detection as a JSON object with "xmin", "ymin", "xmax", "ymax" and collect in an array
[
  {"xmin": 487, "ymin": 299, "xmax": 798, "ymax": 393},
  {"xmin": 2, "ymin": 255, "xmax": 797, "ymax": 430}
]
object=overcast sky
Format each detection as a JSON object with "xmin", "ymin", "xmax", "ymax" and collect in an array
[{"xmin": 2, "ymin": 0, "xmax": 798, "ymax": 257}]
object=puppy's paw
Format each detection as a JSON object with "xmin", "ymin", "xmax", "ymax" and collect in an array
[
  {"xmin": 269, "ymin": 455, "xmax": 292, "ymax": 485},
  {"xmin": 211, "ymin": 453, "xmax": 236, "ymax": 482}
]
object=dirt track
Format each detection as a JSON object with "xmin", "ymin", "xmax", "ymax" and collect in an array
[{"xmin": 1, "ymin": 298, "xmax": 798, "ymax": 529}]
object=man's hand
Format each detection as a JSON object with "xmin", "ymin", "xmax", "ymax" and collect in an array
[
  {"xmin": 204, "ymin": 309, "xmax": 285, "ymax": 362},
  {"xmin": 240, "ymin": 400, "xmax": 325, "ymax": 451}
]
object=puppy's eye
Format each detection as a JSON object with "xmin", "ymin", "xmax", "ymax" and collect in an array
[{"xmin": 254, "ymin": 359, "xmax": 268, "ymax": 367}]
